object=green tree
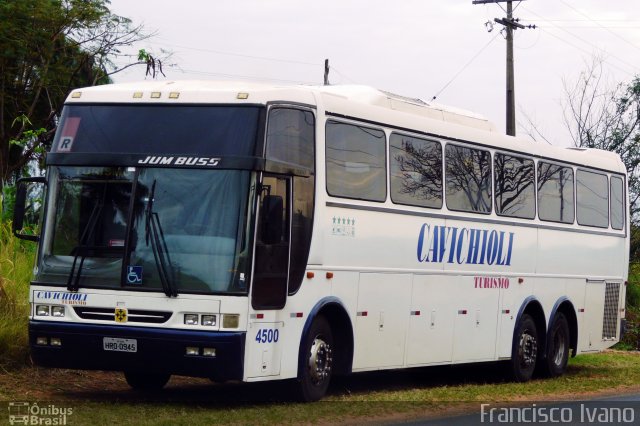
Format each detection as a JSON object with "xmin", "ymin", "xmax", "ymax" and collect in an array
[{"xmin": 0, "ymin": 0, "xmax": 160, "ymax": 188}]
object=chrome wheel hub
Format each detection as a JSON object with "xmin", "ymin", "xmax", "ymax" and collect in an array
[
  {"xmin": 519, "ymin": 332, "xmax": 537, "ymax": 367},
  {"xmin": 308, "ymin": 337, "xmax": 332, "ymax": 385},
  {"xmin": 553, "ymin": 332, "xmax": 566, "ymax": 366}
]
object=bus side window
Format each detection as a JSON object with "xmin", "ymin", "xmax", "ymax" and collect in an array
[
  {"xmin": 537, "ymin": 162, "xmax": 574, "ymax": 224},
  {"xmin": 494, "ymin": 153, "xmax": 535, "ymax": 219},
  {"xmin": 610, "ymin": 176, "xmax": 625, "ymax": 230},
  {"xmin": 325, "ymin": 120, "xmax": 386, "ymax": 202},
  {"xmin": 445, "ymin": 144, "xmax": 492, "ymax": 214},
  {"xmin": 389, "ymin": 133, "xmax": 443, "ymax": 209},
  {"xmin": 576, "ymin": 170, "xmax": 609, "ymax": 228}
]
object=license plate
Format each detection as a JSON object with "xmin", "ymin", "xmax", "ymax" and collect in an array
[{"xmin": 103, "ymin": 337, "xmax": 137, "ymax": 353}]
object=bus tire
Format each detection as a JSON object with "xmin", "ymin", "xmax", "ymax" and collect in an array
[
  {"xmin": 124, "ymin": 371, "xmax": 170, "ymax": 391},
  {"xmin": 296, "ymin": 315, "xmax": 334, "ymax": 402},
  {"xmin": 540, "ymin": 313, "xmax": 570, "ymax": 377},
  {"xmin": 510, "ymin": 314, "xmax": 538, "ymax": 382}
]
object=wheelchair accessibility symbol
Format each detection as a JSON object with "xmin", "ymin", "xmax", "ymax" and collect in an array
[{"xmin": 127, "ymin": 266, "xmax": 143, "ymax": 284}]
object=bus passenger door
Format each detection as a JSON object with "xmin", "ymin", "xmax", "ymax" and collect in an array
[{"xmin": 247, "ymin": 175, "xmax": 290, "ymax": 377}]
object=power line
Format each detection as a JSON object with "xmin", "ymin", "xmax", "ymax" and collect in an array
[
  {"xmin": 431, "ymin": 32, "xmax": 500, "ymax": 102},
  {"xmin": 521, "ymin": 5, "xmax": 638, "ymax": 75},
  {"xmin": 559, "ymin": 0, "xmax": 640, "ymax": 53},
  {"xmin": 536, "ymin": 27, "xmax": 636, "ymax": 76},
  {"xmin": 175, "ymin": 68, "xmax": 317, "ymax": 85},
  {"xmin": 150, "ymin": 38, "xmax": 322, "ymax": 67}
]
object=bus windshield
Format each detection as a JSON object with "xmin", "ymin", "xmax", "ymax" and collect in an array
[{"xmin": 37, "ymin": 166, "xmax": 252, "ymax": 295}]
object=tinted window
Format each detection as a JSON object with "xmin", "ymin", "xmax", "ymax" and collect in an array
[
  {"xmin": 326, "ymin": 121, "xmax": 386, "ymax": 201},
  {"xmin": 390, "ymin": 133, "xmax": 442, "ymax": 208},
  {"xmin": 611, "ymin": 176, "xmax": 625, "ymax": 230},
  {"xmin": 445, "ymin": 144, "xmax": 491, "ymax": 213},
  {"xmin": 576, "ymin": 170, "xmax": 609, "ymax": 228},
  {"xmin": 537, "ymin": 163, "xmax": 574, "ymax": 223},
  {"xmin": 52, "ymin": 105, "xmax": 261, "ymax": 156},
  {"xmin": 494, "ymin": 154, "xmax": 535, "ymax": 219},
  {"xmin": 289, "ymin": 175, "xmax": 314, "ymax": 294},
  {"xmin": 252, "ymin": 176, "xmax": 289, "ymax": 309},
  {"xmin": 266, "ymin": 108, "xmax": 315, "ymax": 169}
]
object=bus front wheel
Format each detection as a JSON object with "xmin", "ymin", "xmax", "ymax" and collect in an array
[
  {"xmin": 540, "ymin": 313, "xmax": 570, "ymax": 377},
  {"xmin": 297, "ymin": 315, "xmax": 334, "ymax": 402},
  {"xmin": 510, "ymin": 314, "xmax": 538, "ymax": 382},
  {"xmin": 124, "ymin": 371, "xmax": 170, "ymax": 391}
]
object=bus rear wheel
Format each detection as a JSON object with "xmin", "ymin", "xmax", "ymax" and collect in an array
[
  {"xmin": 296, "ymin": 316, "xmax": 334, "ymax": 402},
  {"xmin": 509, "ymin": 314, "xmax": 538, "ymax": 382},
  {"xmin": 540, "ymin": 313, "xmax": 570, "ymax": 377},
  {"xmin": 124, "ymin": 371, "xmax": 170, "ymax": 391}
]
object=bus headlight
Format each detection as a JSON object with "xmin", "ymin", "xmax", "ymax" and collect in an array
[
  {"xmin": 51, "ymin": 306, "xmax": 65, "ymax": 317},
  {"xmin": 36, "ymin": 305, "xmax": 50, "ymax": 316},
  {"xmin": 201, "ymin": 315, "xmax": 216, "ymax": 326},
  {"xmin": 184, "ymin": 314, "xmax": 199, "ymax": 325}
]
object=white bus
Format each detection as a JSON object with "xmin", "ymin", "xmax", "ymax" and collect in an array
[{"xmin": 14, "ymin": 81, "xmax": 628, "ymax": 401}]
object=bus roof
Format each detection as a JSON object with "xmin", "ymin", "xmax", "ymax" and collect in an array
[{"xmin": 66, "ymin": 80, "xmax": 626, "ymax": 175}]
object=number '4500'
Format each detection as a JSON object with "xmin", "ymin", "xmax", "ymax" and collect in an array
[{"xmin": 255, "ymin": 328, "xmax": 279, "ymax": 343}]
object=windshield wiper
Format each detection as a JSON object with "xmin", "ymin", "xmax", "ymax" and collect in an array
[
  {"xmin": 67, "ymin": 186, "xmax": 106, "ymax": 292},
  {"xmin": 145, "ymin": 180, "xmax": 177, "ymax": 297}
]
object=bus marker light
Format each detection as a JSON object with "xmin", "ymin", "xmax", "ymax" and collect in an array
[
  {"xmin": 151, "ymin": 92, "xmax": 161, "ymax": 99},
  {"xmin": 306, "ymin": 272, "xmax": 315, "ymax": 279},
  {"xmin": 250, "ymin": 313, "xmax": 264, "ymax": 320},
  {"xmin": 185, "ymin": 347, "xmax": 199, "ymax": 356},
  {"xmin": 237, "ymin": 92, "xmax": 249, "ymax": 100},
  {"xmin": 36, "ymin": 305, "xmax": 50, "ymax": 316},
  {"xmin": 326, "ymin": 272, "xmax": 334, "ymax": 279},
  {"xmin": 133, "ymin": 92, "xmax": 143, "ymax": 99},
  {"xmin": 203, "ymin": 348, "xmax": 216, "ymax": 357},
  {"xmin": 410, "ymin": 311, "xmax": 421, "ymax": 316},
  {"xmin": 50, "ymin": 338, "xmax": 62, "ymax": 347},
  {"xmin": 579, "ymin": 308, "xmax": 585, "ymax": 313},
  {"xmin": 36, "ymin": 337, "xmax": 48, "ymax": 346},
  {"xmin": 222, "ymin": 314, "xmax": 240, "ymax": 329},
  {"xmin": 518, "ymin": 278, "xmax": 524, "ymax": 284},
  {"xmin": 184, "ymin": 314, "xmax": 199, "ymax": 325},
  {"xmin": 290, "ymin": 312, "xmax": 303, "ymax": 318},
  {"xmin": 71, "ymin": 92, "xmax": 82, "ymax": 98},
  {"xmin": 169, "ymin": 92, "xmax": 180, "ymax": 99},
  {"xmin": 502, "ymin": 309, "xmax": 510, "ymax": 314},
  {"xmin": 201, "ymin": 315, "xmax": 216, "ymax": 326},
  {"xmin": 458, "ymin": 310, "xmax": 468, "ymax": 315},
  {"xmin": 357, "ymin": 311, "xmax": 368, "ymax": 317}
]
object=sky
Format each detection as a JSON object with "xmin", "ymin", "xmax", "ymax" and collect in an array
[{"xmin": 107, "ymin": 0, "xmax": 640, "ymax": 147}]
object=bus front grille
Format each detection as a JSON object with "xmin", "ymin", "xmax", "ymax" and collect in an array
[
  {"xmin": 602, "ymin": 282, "xmax": 621, "ymax": 340},
  {"xmin": 73, "ymin": 307, "xmax": 172, "ymax": 324}
]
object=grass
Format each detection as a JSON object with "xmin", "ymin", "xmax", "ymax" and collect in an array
[
  {"xmin": 0, "ymin": 220, "xmax": 35, "ymax": 368},
  {"xmin": 0, "ymin": 351, "xmax": 639, "ymax": 425}
]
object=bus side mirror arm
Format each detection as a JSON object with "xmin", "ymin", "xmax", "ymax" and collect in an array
[{"xmin": 13, "ymin": 176, "xmax": 46, "ymax": 242}]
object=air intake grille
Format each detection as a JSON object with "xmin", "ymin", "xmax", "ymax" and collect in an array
[
  {"xmin": 602, "ymin": 282, "xmax": 621, "ymax": 340},
  {"xmin": 73, "ymin": 307, "xmax": 172, "ymax": 324}
]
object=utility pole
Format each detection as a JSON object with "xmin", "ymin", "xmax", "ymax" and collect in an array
[
  {"xmin": 472, "ymin": 1, "xmax": 535, "ymax": 136},
  {"xmin": 324, "ymin": 59, "xmax": 330, "ymax": 86}
]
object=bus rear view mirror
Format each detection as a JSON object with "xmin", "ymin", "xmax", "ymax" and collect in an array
[
  {"xmin": 13, "ymin": 176, "xmax": 46, "ymax": 242},
  {"xmin": 261, "ymin": 195, "xmax": 283, "ymax": 245}
]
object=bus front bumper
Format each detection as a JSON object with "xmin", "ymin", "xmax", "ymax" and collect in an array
[{"xmin": 29, "ymin": 320, "xmax": 245, "ymax": 381}]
